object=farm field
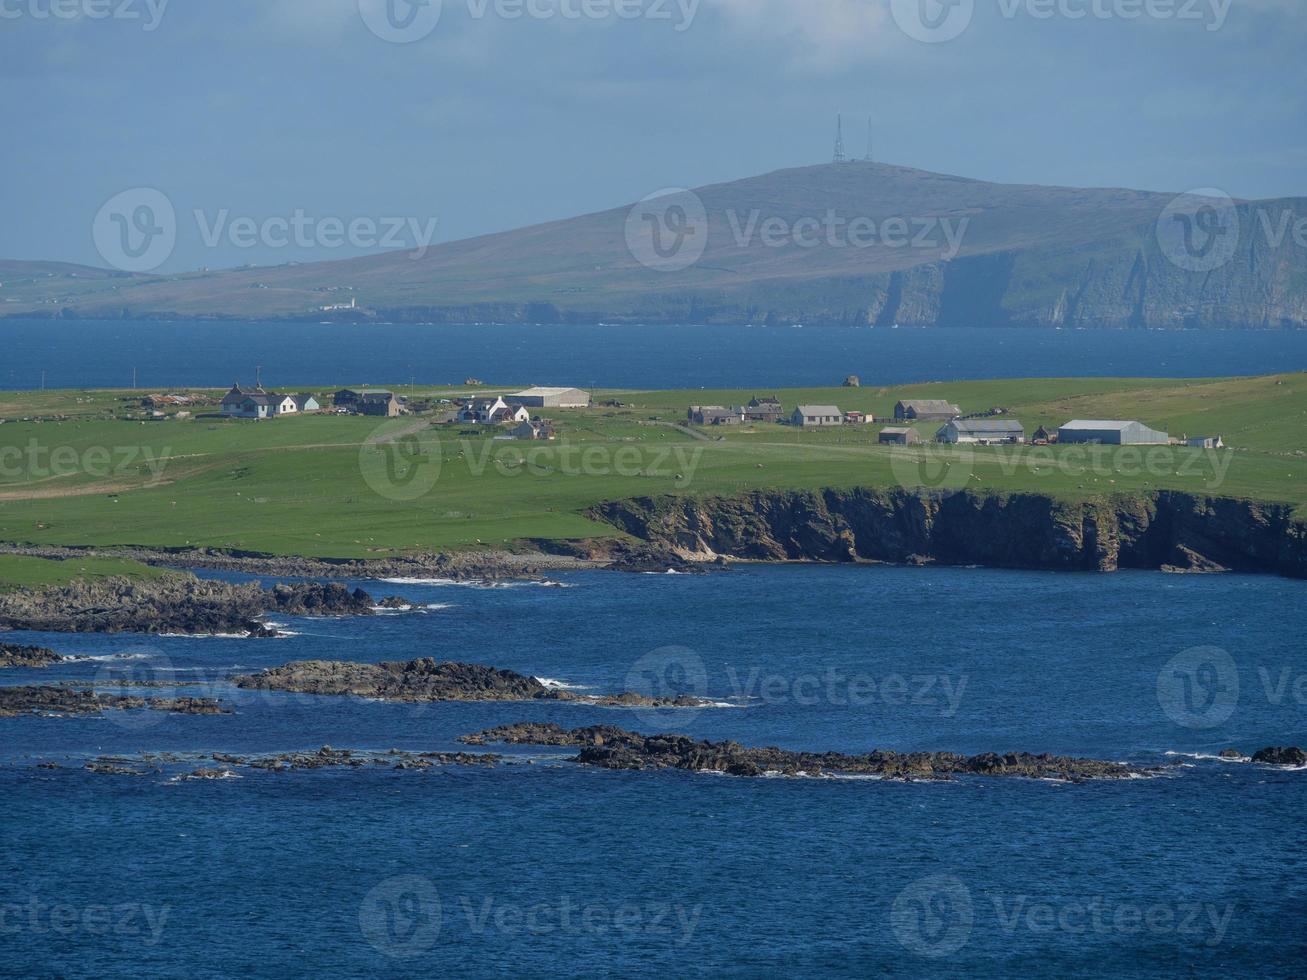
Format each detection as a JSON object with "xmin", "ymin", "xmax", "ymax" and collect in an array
[{"xmin": 1, "ymin": 373, "xmax": 1305, "ymax": 572}]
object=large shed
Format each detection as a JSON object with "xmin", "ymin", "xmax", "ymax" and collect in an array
[
  {"xmin": 506, "ymin": 387, "xmax": 592, "ymax": 409},
  {"xmin": 792, "ymin": 405, "xmax": 844, "ymax": 427},
  {"xmin": 895, "ymin": 399, "xmax": 961, "ymax": 422},
  {"xmin": 938, "ymin": 419, "xmax": 1026, "ymax": 445},
  {"xmin": 1058, "ymin": 420, "xmax": 1169, "ymax": 445}
]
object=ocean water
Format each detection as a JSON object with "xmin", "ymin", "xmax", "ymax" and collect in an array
[
  {"xmin": 3, "ymin": 320, "xmax": 1307, "ymax": 391},
  {"xmin": 2, "ymin": 565, "xmax": 1305, "ymax": 977}
]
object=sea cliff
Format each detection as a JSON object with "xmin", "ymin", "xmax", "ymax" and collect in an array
[{"xmin": 591, "ymin": 489, "xmax": 1307, "ymax": 579}]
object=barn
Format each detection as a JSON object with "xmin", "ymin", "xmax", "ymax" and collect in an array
[
  {"xmin": 938, "ymin": 419, "xmax": 1026, "ymax": 445},
  {"xmin": 894, "ymin": 399, "xmax": 961, "ymax": 422},
  {"xmin": 506, "ymin": 387, "xmax": 592, "ymax": 409},
  {"xmin": 1058, "ymin": 420, "xmax": 1170, "ymax": 445}
]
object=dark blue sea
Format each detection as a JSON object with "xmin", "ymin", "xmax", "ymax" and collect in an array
[
  {"xmin": 2, "ymin": 565, "xmax": 1304, "ymax": 977},
  {"xmin": 3, "ymin": 320, "xmax": 1307, "ymax": 390}
]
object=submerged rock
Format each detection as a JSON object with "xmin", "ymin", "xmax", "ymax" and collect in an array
[
  {"xmin": 1251, "ymin": 746, "xmax": 1306, "ymax": 767},
  {"xmin": 234, "ymin": 658, "xmax": 712, "ymax": 709},
  {"xmin": 0, "ymin": 686, "xmax": 229, "ymax": 718},
  {"xmin": 460, "ymin": 723, "xmax": 1151, "ymax": 783}
]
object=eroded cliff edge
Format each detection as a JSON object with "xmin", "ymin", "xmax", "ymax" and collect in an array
[{"xmin": 590, "ymin": 490, "xmax": 1307, "ymax": 579}]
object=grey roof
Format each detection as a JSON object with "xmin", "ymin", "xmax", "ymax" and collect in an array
[
  {"xmin": 1061, "ymin": 420, "xmax": 1139, "ymax": 430},
  {"xmin": 899, "ymin": 399, "xmax": 961, "ymax": 413},
  {"xmin": 879, "ymin": 426, "xmax": 915, "ymax": 435},
  {"xmin": 796, "ymin": 405, "xmax": 843, "ymax": 416},
  {"xmin": 950, "ymin": 419, "xmax": 1025, "ymax": 433}
]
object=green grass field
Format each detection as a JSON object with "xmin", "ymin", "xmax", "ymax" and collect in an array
[
  {"xmin": 0, "ymin": 554, "xmax": 172, "ymax": 593},
  {"xmin": 1, "ymin": 374, "xmax": 1305, "ymax": 574}
]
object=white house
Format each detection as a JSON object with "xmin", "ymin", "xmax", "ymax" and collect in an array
[
  {"xmin": 460, "ymin": 397, "xmax": 531, "ymax": 424},
  {"xmin": 273, "ymin": 394, "xmax": 298, "ymax": 415},
  {"xmin": 791, "ymin": 405, "xmax": 843, "ymax": 427}
]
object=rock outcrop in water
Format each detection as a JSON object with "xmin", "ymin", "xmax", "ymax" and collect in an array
[
  {"xmin": 1251, "ymin": 746, "xmax": 1306, "ymax": 767},
  {"xmin": 0, "ymin": 576, "xmax": 383, "ymax": 635},
  {"xmin": 460, "ymin": 723, "xmax": 1150, "ymax": 782},
  {"xmin": 0, "ymin": 643, "xmax": 62, "ymax": 669},
  {"xmin": 234, "ymin": 658, "xmax": 711, "ymax": 708},
  {"xmin": 592, "ymin": 489, "xmax": 1307, "ymax": 580},
  {"xmin": 0, "ymin": 686, "xmax": 229, "ymax": 718}
]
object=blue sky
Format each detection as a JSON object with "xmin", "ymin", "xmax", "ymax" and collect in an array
[{"xmin": 2, "ymin": 0, "xmax": 1303, "ymax": 271}]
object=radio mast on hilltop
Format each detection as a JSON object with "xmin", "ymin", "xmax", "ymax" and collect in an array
[{"xmin": 832, "ymin": 114, "xmax": 847, "ymax": 164}]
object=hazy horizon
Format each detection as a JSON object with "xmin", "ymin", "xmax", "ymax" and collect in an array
[{"xmin": 3, "ymin": 0, "xmax": 1303, "ymax": 273}]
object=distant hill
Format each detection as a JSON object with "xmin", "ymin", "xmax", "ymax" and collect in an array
[{"xmin": 4, "ymin": 163, "xmax": 1304, "ymax": 328}]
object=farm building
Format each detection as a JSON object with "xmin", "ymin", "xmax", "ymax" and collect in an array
[
  {"xmin": 879, "ymin": 426, "xmax": 921, "ymax": 445},
  {"xmin": 1058, "ymin": 420, "xmax": 1170, "ymax": 445},
  {"xmin": 292, "ymin": 394, "xmax": 321, "ymax": 413},
  {"xmin": 506, "ymin": 387, "xmax": 591, "ymax": 409},
  {"xmin": 1187, "ymin": 435, "xmax": 1225, "ymax": 449},
  {"xmin": 792, "ymin": 405, "xmax": 843, "ymax": 427},
  {"xmin": 1032, "ymin": 426, "xmax": 1057, "ymax": 445},
  {"xmin": 938, "ymin": 419, "xmax": 1026, "ymax": 445},
  {"xmin": 894, "ymin": 399, "xmax": 961, "ymax": 422}
]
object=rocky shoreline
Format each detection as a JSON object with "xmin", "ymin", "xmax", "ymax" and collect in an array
[
  {"xmin": 0, "ymin": 686, "xmax": 229, "ymax": 718},
  {"xmin": 0, "ymin": 643, "xmax": 62, "ymax": 669},
  {"xmin": 0, "ymin": 575, "xmax": 386, "ymax": 636},
  {"xmin": 459, "ymin": 723, "xmax": 1158, "ymax": 782},
  {"xmin": 234, "ymin": 658, "xmax": 714, "ymax": 709}
]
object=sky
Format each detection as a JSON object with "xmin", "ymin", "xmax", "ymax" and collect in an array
[{"xmin": 1, "ymin": 0, "xmax": 1303, "ymax": 272}]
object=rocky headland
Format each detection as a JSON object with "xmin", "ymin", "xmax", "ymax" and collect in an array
[
  {"xmin": 0, "ymin": 575, "xmax": 387, "ymax": 635},
  {"xmin": 0, "ymin": 686, "xmax": 229, "ymax": 718},
  {"xmin": 234, "ymin": 658, "xmax": 712, "ymax": 709},
  {"xmin": 459, "ymin": 723, "xmax": 1156, "ymax": 782}
]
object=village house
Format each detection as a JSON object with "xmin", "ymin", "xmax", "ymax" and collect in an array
[
  {"xmin": 791, "ymin": 405, "xmax": 843, "ymax": 427},
  {"xmin": 357, "ymin": 391, "xmax": 403, "ymax": 418},
  {"xmin": 937, "ymin": 419, "xmax": 1026, "ymax": 445},
  {"xmin": 511, "ymin": 419, "xmax": 557, "ymax": 441},
  {"xmin": 744, "ymin": 396, "xmax": 784, "ymax": 422},
  {"xmin": 688, "ymin": 406, "xmax": 743, "ymax": 426},
  {"xmin": 1058, "ymin": 420, "xmax": 1170, "ymax": 445},
  {"xmin": 292, "ymin": 393, "xmax": 321, "ymax": 413},
  {"xmin": 879, "ymin": 426, "xmax": 921, "ymax": 445},
  {"xmin": 505, "ymin": 387, "xmax": 592, "ymax": 409},
  {"xmin": 894, "ymin": 399, "xmax": 962, "ymax": 422},
  {"xmin": 461, "ymin": 397, "xmax": 530, "ymax": 425}
]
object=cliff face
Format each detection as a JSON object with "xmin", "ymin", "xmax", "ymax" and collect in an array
[{"xmin": 591, "ymin": 489, "xmax": 1307, "ymax": 579}]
